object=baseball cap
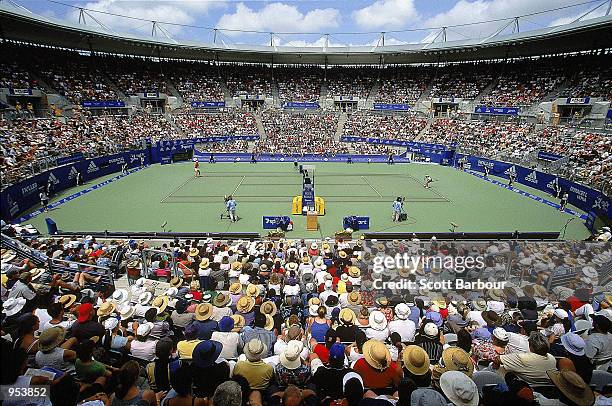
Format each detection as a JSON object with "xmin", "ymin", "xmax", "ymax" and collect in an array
[{"xmin": 77, "ymin": 303, "xmax": 93, "ymax": 323}]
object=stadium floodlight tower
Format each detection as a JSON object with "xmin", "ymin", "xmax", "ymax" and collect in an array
[{"xmin": 292, "ymin": 165, "xmax": 325, "ymax": 216}]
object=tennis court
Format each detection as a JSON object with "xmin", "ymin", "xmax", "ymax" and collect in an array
[{"xmin": 24, "ymin": 162, "xmax": 590, "ymax": 239}]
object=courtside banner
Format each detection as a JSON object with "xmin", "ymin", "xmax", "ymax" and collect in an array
[
  {"xmin": 0, "ymin": 150, "xmax": 149, "ymax": 222},
  {"xmin": 191, "ymin": 151, "xmax": 411, "ymax": 164},
  {"xmin": 56, "ymin": 153, "xmax": 85, "ymax": 166},
  {"xmin": 358, "ymin": 240, "xmax": 610, "ymax": 299},
  {"xmin": 373, "ymin": 103, "xmax": 410, "ymax": 111},
  {"xmin": 341, "ymin": 136, "xmax": 446, "ymax": 151},
  {"xmin": 474, "ymin": 106, "xmax": 519, "ymax": 115},
  {"xmin": 81, "ymin": 100, "xmax": 126, "ymax": 108},
  {"xmin": 566, "ymin": 97, "xmax": 590, "ymax": 104},
  {"xmin": 457, "ymin": 154, "xmax": 612, "ymax": 221},
  {"xmin": 283, "ymin": 102, "xmax": 319, "ymax": 109},
  {"xmin": 10, "ymin": 88, "xmax": 33, "ymax": 96},
  {"xmin": 191, "ymin": 101, "xmax": 225, "ymax": 108}
]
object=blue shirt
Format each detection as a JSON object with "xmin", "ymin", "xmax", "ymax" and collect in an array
[
  {"xmin": 226, "ymin": 199, "xmax": 237, "ymax": 210},
  {"xmin": 189, "ymin": 319, "xmax": 219, "ymax": 340}
]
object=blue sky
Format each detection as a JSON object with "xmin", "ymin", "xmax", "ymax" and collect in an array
[{"xmin": 12, "ymin": 0, "xmax": 608, "ymax": 45}]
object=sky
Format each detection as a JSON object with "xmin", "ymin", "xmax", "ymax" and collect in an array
[{"xmin": 11, "ymin": 0, "xmax": 610, "ymax": 46}]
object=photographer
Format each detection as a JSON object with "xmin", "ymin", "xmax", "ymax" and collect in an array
[
  {"xmin": 226, "ymin": 195, "xmax": 237, "ymax": 222},
  {"xmin": 392, "ymin": 196, "xmax": 404, "ymax": 222}
]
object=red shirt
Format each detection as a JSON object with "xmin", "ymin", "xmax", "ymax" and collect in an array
[
  {"xmin": 353, "ymin": 358, "xmax": 402, "ymax": 389},
  {"xmin": 314, "ymin": 344, "xmax": 330, "ymax": 363}
]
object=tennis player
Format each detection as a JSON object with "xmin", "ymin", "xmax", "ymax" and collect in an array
[
  {"xmin": 226, "ymin": 195, "xmax": 237, "ymax": 222},
  {"xmin": 392, "ymin": 197, "xmax": 403, "ymax": 222},
  {"xmin": 194, "ymin": 158, "xmax": 201, "ymax": 177},
  {"xmin": 559, "ymin": 192, "xmax": 569, "ymax": 211},
  {"xmin": 424, "ymin": 175, "xmax": 433, "ymax": 188}
]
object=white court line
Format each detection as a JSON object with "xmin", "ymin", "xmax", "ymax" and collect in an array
[
  {"xmin": 231, "ymin": 176, "xmax": 246, "ymax": 196},
  {"xmin": 160, "ymin": 176, "xmax": 195, "ymax": 203},
  {"xmin": 361, "ymin": 176, "xmax": 383, "ymax": 198}
]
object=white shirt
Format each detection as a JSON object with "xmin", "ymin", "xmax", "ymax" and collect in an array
[
  {"xmin": 130, "ymin": 339, "xmax": 158, "ymax": 361},
  {"xmin": 211, "ymin": 331, "xmax": 240, "ymax": 359},
  {"xmin": 505, "ymin": 332, "xmax": 530, "ymax": 354},
  {"xmin": 365, "ymin": 327, "xmax": 389, "ymax": 341},
  {"xmin": 388, "ymin": 319, "xmax": 416, "ymax": 342}
]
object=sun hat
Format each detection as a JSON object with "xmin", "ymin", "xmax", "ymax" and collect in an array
[
  {"xmin": 236, "ymin": 296, "xmax": 255, "ymax": 313},
  {"xmin": 138, "ymin": 292, "xmax": 153, "ymax": 306},
  {"xmin": 440, "ymin": 371, "xmax": 479, "ymax": 406},
  {"xmin": 338, "ymin": 250, "xmax": 348, "ymax": 259},
  {"xmin": 279, "ymin": 340, "xmax": 303, "ymax": 369},
  {"xmin": 38, "ymin": 326, "xmax": 66, "ymax": 352},
  {"xmin": 152, "ymin": 296, "xmax": 169, "ymax": 313},
  {"xmin": 363, "ymin": 339, "xmax": 391, "ymax": 371},
  {"xmin": 218, "ymin": 316, "xmax": 235, "ymax": 332},
  {"xmin": 423, "ymin": 322, "xmax": 439, "ymax": 339},
  {"xmin": 195, "ymin": 303, "xmax": 213, "ymax": 321},
  {"xmin": 137, "ymin": 322, "xmax": 153, "ymax": 337},
  {"xmin": 246, "ymin": 284, "xmax": 259, "ymax": 297},
  {"xmin": 573, "ymin": 319, "xmax": 592, "ymax": 335},
  {"xmin": 411, "ymin": 388, "xmax": 448, "ymax": 406},
  {"xmin": 325, "ymin": 295, "xmax": 339, "ymax": 307},
  {"xmin": 395, "ymin": 303, "xmax": 410, "ymax": 320},
  {"xmin": 170, "ymin": 277, "xmax": 183, "ymax": 288},
  {"xmin": 402, "ymin": 345, "xmax": 430, "ymax": 375},
  {"xmin": 472, "ymin": 299, "xmax": 487, "ymax": 311},
  {"xmin": 309, "ymin": 304, "xmax": 319, "ymax": 317},
  {"xmin": 547, "ymin": 370, "xmax": 594, "ymax": 406},
  {"xmin": 368, "ymin": 310, "xmax": 388, "ymax": 331},
  {"xmin": 308, "ymin": 297, "xmax": 321, "ymax": 307},
  {"xmin": 440, "ymin": 347, "xmax": 474, "ymax": 376},
  {"xmin": 244, "ymin": 338, "xmax": 267, "ymax": 361},
  {"xmin": 560, "ymin": 333, "xmax": 586, "ymax": 356},
  {"xmin": 119, "ymin": 304, "xmax": 135, "ymax": 320},
  {"xmin": 2, "ymin": 297, "xmax": 26, "ymax": 316},
  {"xmin": 554, "ymin": 308, "xmax": 569, "ymax": 319},
  {"xmin": 482, "ymin": 310, "xmax": 502, "ymax": 327},
  {"xmin": 229, "ymin": 282, "xmax": 242, "ymax": 295},
  {"xmin": 339, "ymin": 308, "xmax": 356, "ymax": 325},
  {"xmin": 285, "ymin": 262, "xmax": 298, "ymax": 272},
  {"xmin": 348, "ymin": 291, "xmax": 361, "ymax": 305},
  {"xmin": 192, "ymin": 340, "xmax": 223, "ymax": 368},
  {"xmin": 230, "ymin": 314, "xmax": 245, "ymax": 332},
  {"xmin": 492, "ymin": 327, "xmax": 509, "ymax": 343},
  {"xmin": 111, "ymin": 289, "xmax": 129, "ymax": 305},
  {"xmin": 104, "ymin": 317, "xmax": 119, "ymax": 331},
  {"xmin": 188, "ymin": 248, "xmax": 199, "ymax": 257},
  {"xmin": 97, "ymin": 301, "xmax": 116, "ymax": 317},
  {"xmin": 189, "ymin": 281, "xmax": 200, "ymax": 291},
  {"xmin": 77, "ymin": 303, "xmax": 94, "ymax": 323},
  {"xmin": 264, "ymin": 314, "xmax": 275, "ymax": 331},
  {"xmin": 165, "ymin": 287, "xmax": 179, "ymax": 298},
  {"xmin": 260, "ymin": 300, "xmax": 278, "ymax": 316}
]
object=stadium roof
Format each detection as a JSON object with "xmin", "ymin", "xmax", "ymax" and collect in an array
[{"xmin": 1, "ymin": 3, "xmax": 612, "ymax": 65}]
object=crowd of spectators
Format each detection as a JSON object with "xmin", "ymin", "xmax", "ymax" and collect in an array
[
  {"xmin": 0, "ymin": 61, "xmax": 40, "ymax": 91},
  {"xmin": 109, "ymin": 59, "xmax": 169, "ymax": 96},
  {"xmin": 376, "ymin": 68, "xmax": 430, "ymax": 105},
  {"xmin": 561, "ymin": 63, "xmax": 612, "ymax": 102},
  {"xmin": 173, "ymin": 113, "xmax": 258, "ymax": 138},
  {"xmin": 275, "ymin": 68, "xmax": 322, "ymax": 103},
  {"xmin": 325, "ymin": 67, "xmax": 375, "ymax": 99},
  {"xmin": 225, "ymin": 66, "xmax": 272, "ymax": 98},
  {"xmin": 343, "ymin": 112, "xmax": 428, "ymax": 141},
  {"xmin": 170, "ymin": 65, "xmax": 225, "ymax": 103},
  {"xmin": 429, "ymin": 65, "xmax": 493, "ymax": 100},
  {"xmin": 259, "ymin": 111, "xmax": 340, "ymax": 154},
  {"xmin": 1, "ymin": 235, "xmax": 611, "ymax": 406}
]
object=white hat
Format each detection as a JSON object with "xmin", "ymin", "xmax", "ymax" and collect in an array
[
  {"xmin": 165, "ymin": 287, "xmax": 179, "ymax": 297},
  {"xmin": 487, "ymin": 301, "xmax": 505, "ymax": 314},
  {"xmin": 368, "ymin": 310, "xmax": 388, "ymax": 331},
  {"xmin": 440, "ymin": 371, "xmax": 479, "ymax": 406},
  {"xmin": 135, "ymin": 278, "xmax": 146, "ymax": 287},
  {"xmin": 342, "ymin": 372, "xmax": 364, "ymax": 393},
  {"xmin": 423, "ymin": 322, "xmax": 439, "ymax": 339},
  {"xmin": 581, "ymin": 266, "xmax": 598, "ymax": 279},
  {"xmin": 279, "ymin": 340, "xmax": 303, "ymax": 370},
  {"xmin": 119, "ymin": 305, "xmax": 135, "ymax": 320},
  {"xmin": 138, "ymin": 292, "xmax": 152, "ymax": 305},
  {"xmin": 104, "ymin": 317, "xmax": 119, "ymax": 331},
  {"xmin": 554, "ymin": 308, "xmax": 569, "ymax": 320},
  {"xmin": 574, "ymin": 304, "xmax": 594, "ymax": 318},
  {"xmin": 492, "ymin": 327, "xmax": 509, "ymax": 342},
  {"xmin": 395, "ymin": 303, "xmax": 410, "ymax": 320},
  {"xmin": 137, "ymin": 322, "xmax": 153, "ymax": 337},
  {"xmin": 309, "ymin": 304, "xmax": 319, "ymax": 317},
  {"xmin": 111, "ymin": 289, "xmax": 129, "ymax": 305},
  {"xmin": 2, "ymin": 297, "xmax": 26, "ymax": 316},
  {"xmin": 573, "ymin": 319, "xmax": 592, "ymax": 335}
]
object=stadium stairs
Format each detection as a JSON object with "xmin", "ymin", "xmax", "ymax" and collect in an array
[
  {"xmin": 319, "ymin": 83, "xmax": 328, "ymax": 108},
  {"xmin": 29, "ymin": 72, "xmax": 73, "ymax": 113},
  {"xmin": 365, "ymin": 82, "xmax": 380, "ymax": 109},
  {"xmin": 415, "ymin": 118, "xmax": 434, "ymax": 141},
  {"xmin": 335, "ymin": 112, "xmax": 347, "ymax": 142},
  {"xmin": 166, "ymin": 113, "xmax": 186, "ymax": 138},
  {"xmin": 219, "ymin": 80, "xmax": 236, "ymax": 108},
  {"xmin": 271, "ymin": 81, "xmax": 281, "ymax": 108},
  {"xmin": 473, "ymin": 78, "xmax": 498, "ymax": 106},
  {"xmin": 414, "ymin": 81, "xmax": 434, "ymax": 113},
  {"xmin": 255, "ymin": 112, "xmax": 267, "ymax": 140}
]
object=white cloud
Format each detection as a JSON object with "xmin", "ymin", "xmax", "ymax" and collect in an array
[
  {"xmin": 548, "ymin": 6, "xmax": 607, "ymax": 27},
  {"xmin": 421, "ymin": 0, "xmax": 583, "ymax": 41},
  {"xmin": 216, "ymin": 3, "xmax": 340, "ymax": 36},
  {"xmin": 353, "ymin": 0, "xmax": 419, "ymax": 30},
  {"xmin": 69, "ymin": 0, "xmax": 221, "ymax": 36}
]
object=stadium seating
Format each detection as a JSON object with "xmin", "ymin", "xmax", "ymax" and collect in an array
[
  {"xmin": 343, "ymin": 112, "xmax": 428, "ymax": 140},
  {"xmin": 173, "ymin": 112, "xmax": 258, "ymax": 138},
  {"xmin": 275, "ymin": 67, "xmax": 322, "ymax": 103}
]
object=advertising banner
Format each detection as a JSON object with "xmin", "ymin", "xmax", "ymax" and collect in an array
[
  {"xmin": 474, "ymin": 106, "xmax": 520, "ymax": 115},
  {"xmin": 81, "ymin": 100, "xmax": 126, "ymax": 108},
  {"xmin": 10, "ymin": 89, "xmax": 33, "ymax": 96},
  {"xmin": 373, "ymin": 103, "xmax": 410, "ymax": 111},
  {"xmin": 566, "ymin": 97, "xmax": 590, "ymax": 104},
  {"xmin": 537, "ymin": 151, "xmax": 564, "ymax": 162},
  {"xmin": 283, "ymin": 102, "xmax": 319, "ymax": 109},
  {"xmin": 191, "ymin": 101, "xmax": 225, "ymax": 108}
]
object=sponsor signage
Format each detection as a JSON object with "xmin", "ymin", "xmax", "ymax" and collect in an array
[
  {"xmin": 537, "ymin": 151, "xmax": 564, "ymax": 162},
  {"xmin": 191, "ymin": 101, "xmax": 225, "ymax": 108},
  {"xmin": 434, "ymin": 97, "xmax": 455, "ymax": 103},
  {"xmin": 56, "ymin": 153, "xmax": 84, "ymax": 166},
  {"xmin": 81, "ymin": 100, "xmax": 126, "ymax": 108},
  {"xmin": 283, "ymin": 102, "xmax": 319, "ymax": 109},
  {"xmin": 373, "ymin": 103, "xmax": 410, "ymax": 111},
  {"xmin": 143, "ymin": 92, "xmax": 160, "ymax": 98},
  {"xmin": 474, "ymin": 106, "xmax": 520, "ymax": 115},
  {"xmin": 566, "ymin": 97, "xmax": 590, "ymax": 104},
  {"xmin": 10, "ymin": 88, "xmax": 33, "ymax": 96}
]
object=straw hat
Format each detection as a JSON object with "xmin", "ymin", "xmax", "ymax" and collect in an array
[
  {"xmin": 308, "ymin": 297, "xmax": 321, "ymax": 307},
  {"xmin": 246, "ymin": 284, "xmax": 259, "ymax": 297},
  {"xmin": 230, "ymin": 314, "xmax": 245, "ymax": 332},
  {"xmin": 547, "ymin": 370, "xmax": 594, "ymax": 406},
  {"xmin": 339, "ymin": 308, "xmax": 357, "ymax": 325},
  {"xmin": 58, "ymin": 294, "xmax": 77, "ymax": 309},
  {"xmin": 231, "ymin": 261, "xmax": 242, "ymax": 271},
  {"xmin": 402, "ymin": 345, "xmax": 430, "ymax": 376},
  {"xmin": 279, "ymin": 340, "xmax": 303, "ymax": 370},
  {"xmin": 440, "ymin": 347, "xmax": 474, "ymax": 376},
  {"xmin": 195, "ymin": 303, "xmax": 213, "ymax": 321},
  {"xmin": 439, "ymin": 371, "xmax": 479, "ymax": 406},
  {"xmin": 152, "ymin": 296, "xmax": 169, "ymax": 313},
  {"xmin": 229, "ymin": 282, "xmax": 242, "ymax": 295},
  {"xmin": 236, "ymin": 296, "xmax": 255, "ymax": 313},
  {"xmin": 369, "ymin": 310, "xmax": 388, "ymax": 331},
  {"xmin": 199, "ymin": 258, "xmax": 210, "ymax": 269},
  {"xmin": 2, "ymin": 297, "xmax": 26, "ymax": 316},
  {"xmin": 244, "ymin": 338, "xmax": 267, "ymax": 361},
  {"xmin": 96, "ymin": 301, "xmax": 116, "ymax": 317},
  {"xmin": 264, "ymin": 314, "xmax": 275, "ymax": 331},
  {"xmin": 170, "ymin": 277, "xmax": 183, "ymax": 288},
  {"xmin": 188, "ymin": 248, "xmax": 199, "ymax": 257},
  {"xmin": 119, "ymin": 304, "xmax": 135, "ymax": 320},
  {"xmin": 338, "ymin": 250, "xmax": 348, "ymax": 259},
  {"xmin": 348, "ymin": 291, "xmax": 361, "ymax": 306},
  {"xmin": 213, "ymin": 293, "xmax": 231, "ymax": 308},
  {"xmin": 363, "ymin": 339, "xmax": 391, "ymax": 371},
  {"xmin": 286, "ymin": 262, "xmax": 298, "ymax": 272},
  {"xmin": 260, "ymin": 300, "xmax": 277, "ymax": 316},
  {"xmin": 38, "ymin": 326, "xmax": 66, "ymax": 352}
]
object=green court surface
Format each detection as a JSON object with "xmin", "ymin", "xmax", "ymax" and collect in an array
[{"xmin": 25, "ymin": 162, "xmax": 590, "ymax": 239}]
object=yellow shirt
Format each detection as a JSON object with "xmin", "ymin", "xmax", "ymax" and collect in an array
[
  {"xmin": 176, "ymin": 339, "xmax": 201, "ymax": 360},
  {"xmin": 232, "ymin": 360, "xmax": 273, "ymax": 390}
]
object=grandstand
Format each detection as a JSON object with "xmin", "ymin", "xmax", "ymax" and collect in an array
[{"xmin": 1, "ymin": 2, "xmax": 612, "ymax": 406}]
